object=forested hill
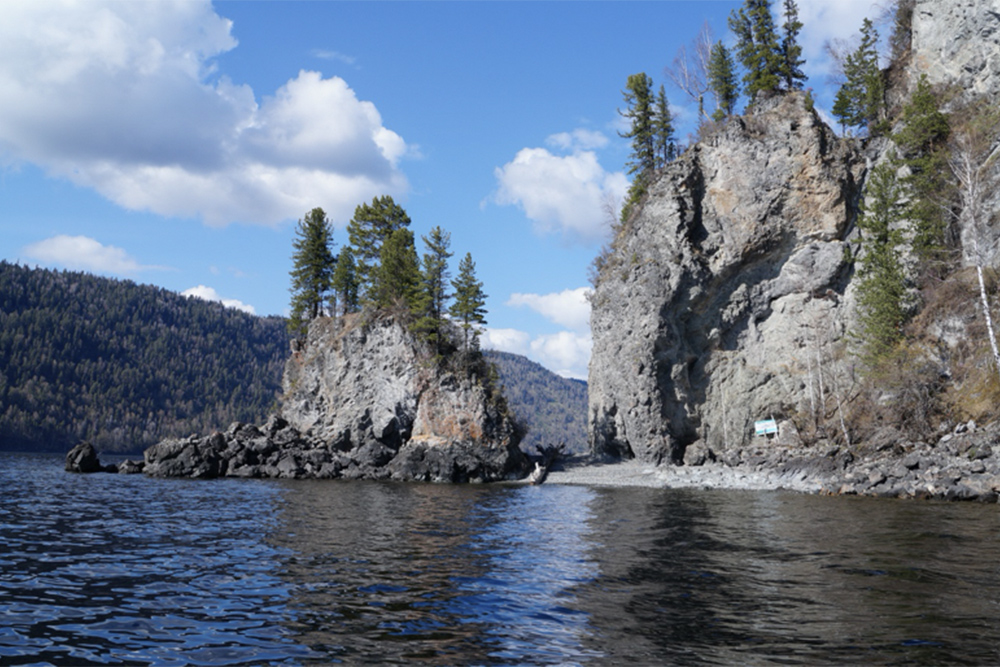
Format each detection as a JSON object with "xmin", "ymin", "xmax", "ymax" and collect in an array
[
  {"xmin": 0, "ymin": 262, "xmax": 289, "ymax": 453},
  {"xmin": 484, "ymin": 350, "xmax": 588, "ymax": 455}
]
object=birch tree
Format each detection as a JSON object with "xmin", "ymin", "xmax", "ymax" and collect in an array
[
  {"xmin": 665, "ymin": 21, "xmax": 714, "ymax": 122},
  {"xmin": 948, "ymin": 104, "xmax": 1000, "ymax": 379}
]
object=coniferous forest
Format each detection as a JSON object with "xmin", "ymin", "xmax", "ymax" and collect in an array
[{"xmin": 0, "ymin": 261, "xmax": 289, "ymax": 453}]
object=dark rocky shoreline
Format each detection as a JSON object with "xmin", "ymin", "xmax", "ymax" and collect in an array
[{"xmin": 67, "ymin": 418, "xmax": 1000, "ymax": 502}]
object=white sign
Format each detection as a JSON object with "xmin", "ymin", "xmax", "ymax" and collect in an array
[{"xmin": 754, "ymin": 419, "xmax": 779, "ymax": 436}]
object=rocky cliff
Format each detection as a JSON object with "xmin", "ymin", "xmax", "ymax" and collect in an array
[
  {"xmin": 589, "ymin": 92, "xmax": 862, "ymax": 464},
  {"xmin": 145, "ymin": 314, "xmax": 527, "ymax": 482},
  {"xmin": 587, "ymin": 0, "xmax": 1000, "ymax": 500}
]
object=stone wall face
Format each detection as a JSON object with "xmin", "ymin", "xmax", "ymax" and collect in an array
[{"xmin": 588, "ymin": 94, "xmax": 864, "ymax": 463}]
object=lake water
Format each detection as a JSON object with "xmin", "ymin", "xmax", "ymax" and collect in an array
[{"xmin": 4, "ymin": 452, "xmax": 1000, "ymax": 665}]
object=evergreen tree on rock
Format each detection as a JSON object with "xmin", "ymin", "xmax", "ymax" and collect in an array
[
  {"xmin": 707, "ymin": 41, "xmax": 740, "ymax": 121},
  {"xmin": 854, "ymin": 159, "xmax": 908, "ymax": 364},
  {"xmin": 288, "ymin": 207, "xmax": 335, "ymax": 336},
  {"xmin": 833, "ymin": 18, "xmax": 884, "ymax": 134},
  {"xmin": 373, "ymin": 228, "xmax": 422, "ymax": 312},
  {"xmin": 618, "ymin": 72, "xmax": 656, "ymax": 222},
  {"xmin": 729, "ymin": 0, "xmax": 783, "ymax": 100},
  {"xmin": 780, "ymin": 0, "xmax": 807, "ymax": 90},
  {"xmin": 331, "ymin": 245, "xmax": 360, "ymax": 316},
  {"xmin": 653, "ymin": 85, "xmax": 677, "ymax": 168},
  {"xmin": 414, "ymin": 226, "xmax": 453, "ymax": 351},
  {"xmin": 346, "ymin": 195, "xmax": 411, "ymax": 300},
  {"xmin": 450, "ymin": 253, "xmax": 488, "ymax": 351}
]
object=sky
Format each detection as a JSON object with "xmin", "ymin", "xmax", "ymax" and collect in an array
[{"xmin": 0, "ymin": 0, "xmax": 885, "ymax": 380}]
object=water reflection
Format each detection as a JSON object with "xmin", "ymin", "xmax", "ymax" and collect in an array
[
  {"xmin": 576, "ymin": 487, "xmax": 1000, "ymax": 665},
  {"xmin": 270, "ymin": 481, "xmax": 601, "ymax": 664}
]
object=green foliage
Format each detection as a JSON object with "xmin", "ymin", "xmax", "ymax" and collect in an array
[
  {"xmin": 779, "ymin": 0, "xmax": 806, "ymax": 90},
  {"xmin": 0, "ymin": 262, "xmax": 288, "ymax": 453},
  {"xmin": 893, "ymin": 74, "xmax": 952, "ymax": 263},
  {"xmin": 854, "ymin": 160, "xmax": 909, "ymax": 364},
  {"xmin": 373, "ymin": 228, "xmax": 423, "ymax": 312},
  {"xmin": 331, "ymin": 245, "xmax": 360, "ymax": 316},
  {"xmin": 619, "ymin": 72, "xmax": 656, "ymax": 179},
  {"xmin": 833, "ymin": 18, "xmax": 885, "ymax": 135},
  {"xmin": 413, "ymin": 226, "xmax": 453, "ymax": 350},
  {"xmin": 653, "ymin": 84, "xmax": 677, "ymax": 168},
  {"xmin": 484, "ymin": 350, "xmax": 589, "ymax": 455},
  {"xmin": 708, "ymin": 41, "xmax": 740, "ymax": 121},
  {"xmin": 450, "ymin": 253, "xmax": 488, "ymax": 350},
  {"xmin": 346, "ymin": 195, "xmax": 411, "ymax": 300},
  {"xmin": 729, "ymin": 0, "xmax": 783, "ymax": 100},
  {"xmin": 288, "ymin": 207, "xmax": 335, "ymax": 336}
]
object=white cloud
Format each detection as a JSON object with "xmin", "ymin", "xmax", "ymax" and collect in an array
[
  {"xmin": 530, "ymin": 331, "xmax": 592, "ymax": 381},
  {"xmin": 481, "ymin": 328, "xmax": 531, "ymax": 357},
  {"xmin": 545, "ymin": 128, "xmax": 609, "ymax": 152},
  {"xmin": 493, "ymin": 143, "xmax": 628, "ymax": 243},
  {"xmin": 482, "ymin": 326, "xmax": 591, "ymax": 381},
  {"xmin": 507, "ymin": 287, "xmax": 591, "ymax": 332},
  {"xmin": 312, "ymin": 49, "xmax": 357, "ymax": 66},
  {"xmin": 182, "ymin": 285, "xmax": 256, "ymax": 314},
  {"xmin": 22, "ymin": 235, "xmax": 161, "ymax": 275},
  {"xmin": 0, "ymin": 1, "xmax": 409, "ymax": 226}
]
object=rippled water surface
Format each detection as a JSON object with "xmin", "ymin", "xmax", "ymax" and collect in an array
[{"xmin": 5, "ymin": 452, "xmax": 1000, "ymax": 665}]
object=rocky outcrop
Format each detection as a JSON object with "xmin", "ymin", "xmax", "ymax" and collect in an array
[
  {"xmin": 65, "ymin": 441, "xmax": 144, "ymax": 473},
  {"xmin": 144, "ymin": 315, "xmax": 527, "ymax": 482},
  {"xmin": 65, "ymin": 441, "xmax": 114, "ymax": 473},
  {"xmin": 589, "ymin": 92, "xmax": 863, "ymax": 465}
]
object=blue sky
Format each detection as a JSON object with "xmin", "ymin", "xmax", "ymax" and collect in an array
[{"xmin": 0, "ymin": 0, "xmax": 880, "ymax": 379}]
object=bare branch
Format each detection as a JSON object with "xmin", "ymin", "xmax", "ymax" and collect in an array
[{"xmin": 665, "ymin": 21, "xmax": 714, "ymax": 121}]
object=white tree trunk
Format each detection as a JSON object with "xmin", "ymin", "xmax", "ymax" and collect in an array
[{"xmin": 976, "ymin": 263, "xmax": 1000, "ymax": 379}]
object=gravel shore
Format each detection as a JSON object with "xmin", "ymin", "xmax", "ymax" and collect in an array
[{"xmin": 544, "ymin": 459, "xmax": 825, "ymax": 494}]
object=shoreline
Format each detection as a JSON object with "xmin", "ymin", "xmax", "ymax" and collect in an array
[{"xmin": 544, "ymin": 459, "xmax": 825, "ymax": 494}]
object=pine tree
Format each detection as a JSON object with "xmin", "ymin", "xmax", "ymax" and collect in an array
[
  {"xmin": 729, "ymin": 0, "xmax": 783, "ymax": 100},
  {"xmin": 414, "ymin": 226, "xmax": 453, "ymax": 350},
  {"xmin": 330, "ymin": 245, "xmax": 359, "ymax": 316},
  {"xmin": 893, "ymin": 74, "xmax": 951, "ymax": 263},
  {"xmin": 833, "ymin": 18, "xmax": 884, "ymax": 134},
  {"xmin": 346, "ymin": 195, "xmax": 411, "ymax": 300},
  {"xmin": 707, "ymin": 41, "xmax": 740, "ymax": 121},
  {"xmin": 288, "ymin": 207, "xmax": 335, "ymax": 336},
  {"xmin": 854, "ymin": 161, "xmax": 908, "ymax": 364},
  {"xmin": 618, "ymin": 72, "xmax": 656, "ymax": 222},
  {"xmin": 372, "ymin": 228, "xmax": 422, "ymax": 311},
  {"xmin": 653, "ymin": 85, "xmax": 676, "ymax": 168},
  {"xmin": 780, "ymin": 0, "xmax": 807, "ymax": 90},
  {"xmin": 450, "ymin": 252, "xmax": 488, "ymax": 351}
]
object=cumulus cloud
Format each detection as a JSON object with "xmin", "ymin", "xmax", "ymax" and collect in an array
[
  {"xmin": 182, "ymin": 285, "xmax": 256, "ymax": 314},
  {"xmin": 529, "ymin": 331, "xmax": 592, "ymax": 381},
  {"xmin": 493, "ymin": 130, "xmax": 627, "ymax": 244},
  {"xmin": 481, "ymin": 328, "xmax": 531, "ymax": 357},
  {"xmin": 23, "ymin": 235, "xmax": 162, "ymax": 275},
  {"xmin": 507, "ymin": 287, "xmax": 591, "ymax": 332},
  {"xmin": 0, "ymin": 1, "xmax": 408, "ymax": 226},
  {"xmin": 484, "ymin": 287, "xmax": 594, "ymax": 379}
]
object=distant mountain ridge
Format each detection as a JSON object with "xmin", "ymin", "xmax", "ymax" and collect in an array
[{"xmin": 485, "ymin": 350, "xmax": 588, "ymax": 455}]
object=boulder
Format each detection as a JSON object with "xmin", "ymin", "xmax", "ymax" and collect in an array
[{"xmin": 65, "ymin": 442, "xmax": 115, "ymax": 473}]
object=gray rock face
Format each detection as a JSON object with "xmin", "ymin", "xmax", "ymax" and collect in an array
[
  {"xmin": 145, "ymin": 315, "xmax": 527, "ymax": 482},
  {"xmin": 910, "ymin": 0, "xmax": 1000, "ymax": 101},
  {"xmin": 588, "ymin": 93, "xmax": 863, "ymax": 464}
]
